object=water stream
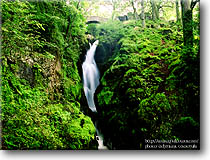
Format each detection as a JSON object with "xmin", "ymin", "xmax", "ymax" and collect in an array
[{"xmin": 82, "ymin": 40, "xmax": 108, "ymax": 150}]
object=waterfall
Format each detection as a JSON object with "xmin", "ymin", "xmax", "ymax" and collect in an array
[
  {"xmin": 82, "ymin": 40, "xmax": 100, "ymax": 112},
  {"xmin": 82, "ymin": 40, "xmax": 108, "ymax": 150},
  {"xmin": 95, "ymin": 121, "xmax": 108, "ymax": 150}
]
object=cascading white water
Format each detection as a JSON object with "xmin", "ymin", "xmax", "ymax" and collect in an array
[
  {"xmin": 95, "ymin": 121, "xmax": 108, "ymax": 150},
  {"xmin": 82, "ymin": 40, "xmax": 108, "ymax": 150},
  {"xmin": 82, "ymin": 40, "xmax": 100, "ymax": 112}
]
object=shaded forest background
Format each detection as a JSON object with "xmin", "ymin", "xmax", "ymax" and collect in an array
[{"xmin": 1, "ymin": 0, "xmax": 200, "ymax": 150}]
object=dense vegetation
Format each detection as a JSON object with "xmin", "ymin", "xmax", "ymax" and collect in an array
[
  {"xmin": 93, "ymin": 19, "xmax": 199, "ymax": 149},
  {"xmin": 1, "ymin": 0, "xmax": 200, "ymax": 150},
  {"xmin": 1, "ymin": 0, "xmax": 97, "ymax": 149}
]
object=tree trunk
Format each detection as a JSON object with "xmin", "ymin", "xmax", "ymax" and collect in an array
[
  {"xmin": 181, "ymin": 0, "xmax": 193, "ymax": 48},
  {"xmin": 131, "ymin": 0, "xmax": 138, "ymax": 20},
  {"xmin": 141, "ymin": 0, "xmax": 145, "ymax": 28},
  {"xmin": 176, "ymin": 0, "xmax": 181, "ymax": 23},
  {"xmin": 154, "ymin": 0, "xmax": 159, "ymax": 20},
  {"xmin": 111, "ymin": 0, "xmax": 117, "ymax": 20},
  {"xmin": 151, "ymin": 0, "xmax": 156, "ymax": 20},
  {"xmin": 151, "ymin": 0, "xmax": 159, "ymax": 21}
]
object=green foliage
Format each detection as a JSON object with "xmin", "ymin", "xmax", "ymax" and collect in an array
[
  {"xmin": 138, "ymin": 93, "xmax": 172, "ymax": 139},
  {"xmin": 1, "ymin": 0, "xmax": 96, "ymax": 150},
  {"xmin": 87, "ymin": 23, "xmax": 98, "ymax": 37},
  {"xmin": 87, "ymin": 20, "xmax": 124, "ymax": 65},
  {"xmin": 96, "ymin": 19, "xmax": 199, "ymax": 149},
  {"xmin": 172, "ymin": 117, "xmax": 199, "ymax": 140},
  {"xmin": 2, "ymin": 88, "xmax": 95, "ymax": 149},
  {"xmin": 1, "ymin": 0, "xmax": 200, "ymax": 150}
]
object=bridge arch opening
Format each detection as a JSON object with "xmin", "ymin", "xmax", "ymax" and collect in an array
[{"xmin": 86, "ymin": 20, "xmax": 100, "ymax": 24}]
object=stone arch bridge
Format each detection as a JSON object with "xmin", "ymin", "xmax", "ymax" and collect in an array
[{"xmin": 86, "ymin": 16, "xmax": 108, "ymax": 24}]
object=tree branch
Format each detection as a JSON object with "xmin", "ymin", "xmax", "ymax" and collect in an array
[
  {"xmin": 65, "ymin": 16, "xmax": 71, "ymax": 41},
  {"xmin": 191, "ymin": 0, "xmax": 199, "ymax": 9},
  {"xmin": 76, "ymin": 0, "xmax": 81, "ymax": 9},
  {"xmin": 160, "ymin": 5, "xmax": 173, "ymax": 8}
]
